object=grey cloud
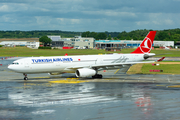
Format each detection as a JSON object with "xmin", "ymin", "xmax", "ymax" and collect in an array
[
  {"xmin": 0, "ymin": 0, "xmax": 180, "ymax": 32},
  {"xmin": 0, "ymin": 0, "xmax": 29, "ymax": 3}
]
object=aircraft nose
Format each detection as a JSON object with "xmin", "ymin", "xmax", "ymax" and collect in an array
[
  {"xmin": 8, "ymin": 65, "xmax": 15, "ymax": 71},
  {"xmin": 8, "ymin": 64, "xmax": 22, "ymax": 72},
  {"xmin": 8, "ymin": 65, "xmax": 12, "ymax": 70}
]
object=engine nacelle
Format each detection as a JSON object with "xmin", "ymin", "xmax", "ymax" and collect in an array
[{"xmin": 75, "ymin": 68, "xmax": 96, "ymax": 78}]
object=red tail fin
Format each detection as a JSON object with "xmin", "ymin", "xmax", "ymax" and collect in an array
[{"xmin": 131, "ymin": 31, "xmax": 156, "ymax": 54}]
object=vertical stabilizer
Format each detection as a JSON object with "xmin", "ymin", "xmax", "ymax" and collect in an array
[{"xmin": 131, "ymin": 31, "xmax": 156, "ymax": 54}]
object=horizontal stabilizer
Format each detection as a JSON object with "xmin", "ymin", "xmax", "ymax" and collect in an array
[{"xmin": 157, "ymin": 57, "xmax": 165, "ymax": 62}]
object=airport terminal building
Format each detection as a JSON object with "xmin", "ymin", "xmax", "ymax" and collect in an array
[{"xmin": 95, "ymin": 40, "xmax": 174, "ymax": 49}]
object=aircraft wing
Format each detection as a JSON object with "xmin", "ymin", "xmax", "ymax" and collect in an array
[
  {"xmin": 91, "ymin": 61, "xmax": 155, "ymax": 68},
  {"xmin": 67, "ymin": 61, "xmax": 155, "ymax": 70}
]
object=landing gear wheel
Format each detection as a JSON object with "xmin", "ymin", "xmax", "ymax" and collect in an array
[
  {"xmin": 24, "ymin": 77, "xmax": 28, "ymax": 80},
  {"xmin": 98, "ymin": 74, "xmax": 102, "ymax": 78},
  {"xmin": 92, "ymin": 74, "xmax": 103, "ymax": 79},
  {"xmin": 23, "ymin": 73, "xmax": 28, "ymax": 80}
]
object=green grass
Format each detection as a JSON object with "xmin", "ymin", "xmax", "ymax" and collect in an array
[
  {"xmin": 0, "ymin": 47, "xmax": 121, "ymax": 57},
  {"xmin": 1, "ymin": 47, "xmax": 180, "ymax": 57},
  {"xmin": 141, "ymin": 64, "xmax": 180, "ymax": 74},
  {"xmin": 127, "ymin": 63, "xmax": 180, "ymax": 75}
]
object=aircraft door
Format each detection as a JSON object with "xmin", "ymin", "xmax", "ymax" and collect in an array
[{"xmin": 24, "ymin": 60, "xmax": 29, "ymax": 68}]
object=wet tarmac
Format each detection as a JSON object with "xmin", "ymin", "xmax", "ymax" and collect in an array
[{"xmin": 1, "ymin": 58, "xmax": 180, "ymax": 120}]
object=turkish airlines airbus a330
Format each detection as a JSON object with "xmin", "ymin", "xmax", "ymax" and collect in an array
[{"xmin": 8, "ymin": 31, "xmax": 159, "ymax": 80}]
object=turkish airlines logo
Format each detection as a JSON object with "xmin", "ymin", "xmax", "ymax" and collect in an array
[{"xmin": 140, "ymin": 37, "xmax": 152, "ymax": 53}]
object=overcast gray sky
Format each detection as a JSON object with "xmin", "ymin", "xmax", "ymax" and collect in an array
[{"xmin": 0, "ymin": 0, "xmax": 180, "ymax": 32}]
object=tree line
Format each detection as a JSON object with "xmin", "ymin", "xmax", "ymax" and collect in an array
[
  {"xmin": 82, "ymin": 29, "xmax": 180, "ymax": 43},
  {"xmin": 117, "ymin": 29, "xmax": 180, "ymax": 43},
  {"xmin": 0, "ymin": 29, "xmax": 180, "ymax": 43},
  {"xmin": 0, "ymin": 30, "xmax": 80, "ymax": 38}
]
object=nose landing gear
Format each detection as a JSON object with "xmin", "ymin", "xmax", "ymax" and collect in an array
[{"xmin": 23, "ymin": 73, "xmax": 28, "ymax": 80}]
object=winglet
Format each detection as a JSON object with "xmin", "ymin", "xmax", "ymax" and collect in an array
[{"xmin": 131, "ymin": 31, "xmax": 156, "ymax": 54}]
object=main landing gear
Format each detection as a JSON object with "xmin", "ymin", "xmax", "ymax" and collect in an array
[
  {"xmin": 92, "ymin": 74, "xmax": 102, "ymax": 79},
  {"xmin": 23, "ymin": 73, "xmax": 28, "ymax": 80}
]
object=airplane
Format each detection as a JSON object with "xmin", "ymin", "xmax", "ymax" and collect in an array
[{"xmin": 8, "ymin": 31, "xmax": 158, "ymax": 80}]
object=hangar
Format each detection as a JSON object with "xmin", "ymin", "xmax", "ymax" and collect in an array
[{"xmin": 0, "ymin": 41, "xmax": 39, "ymax": 48}]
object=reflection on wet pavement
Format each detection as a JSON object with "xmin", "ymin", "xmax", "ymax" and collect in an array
[{"xmin": 0, "ymin": 81, "xmax": 179, "ymax": 120}]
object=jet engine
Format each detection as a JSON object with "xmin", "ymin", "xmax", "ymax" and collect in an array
[{"xmin": 75, "ymin": 68, "xmax": 96, "ymax": 78}]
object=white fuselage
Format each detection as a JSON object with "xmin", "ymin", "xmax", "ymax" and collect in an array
[{"xmin": 8, "ymin": 53, "xmax": 146, "ymax": 74}]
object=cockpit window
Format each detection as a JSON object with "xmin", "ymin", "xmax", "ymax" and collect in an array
[{"xmin": 12, "ymin": 62, "xmax": 19, "ymax": 65}]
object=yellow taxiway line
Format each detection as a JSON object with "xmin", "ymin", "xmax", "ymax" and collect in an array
[
  {"xmin": 167, "ymin": 85, "xmax": 180, "ymax": 88},
  {"xmin": 114, "ymin": 69, "xmax": 120, "ymax": 74},
  {"xmin": 49, "ymin": 78, "xmax": 88, "ymax": 84}
]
